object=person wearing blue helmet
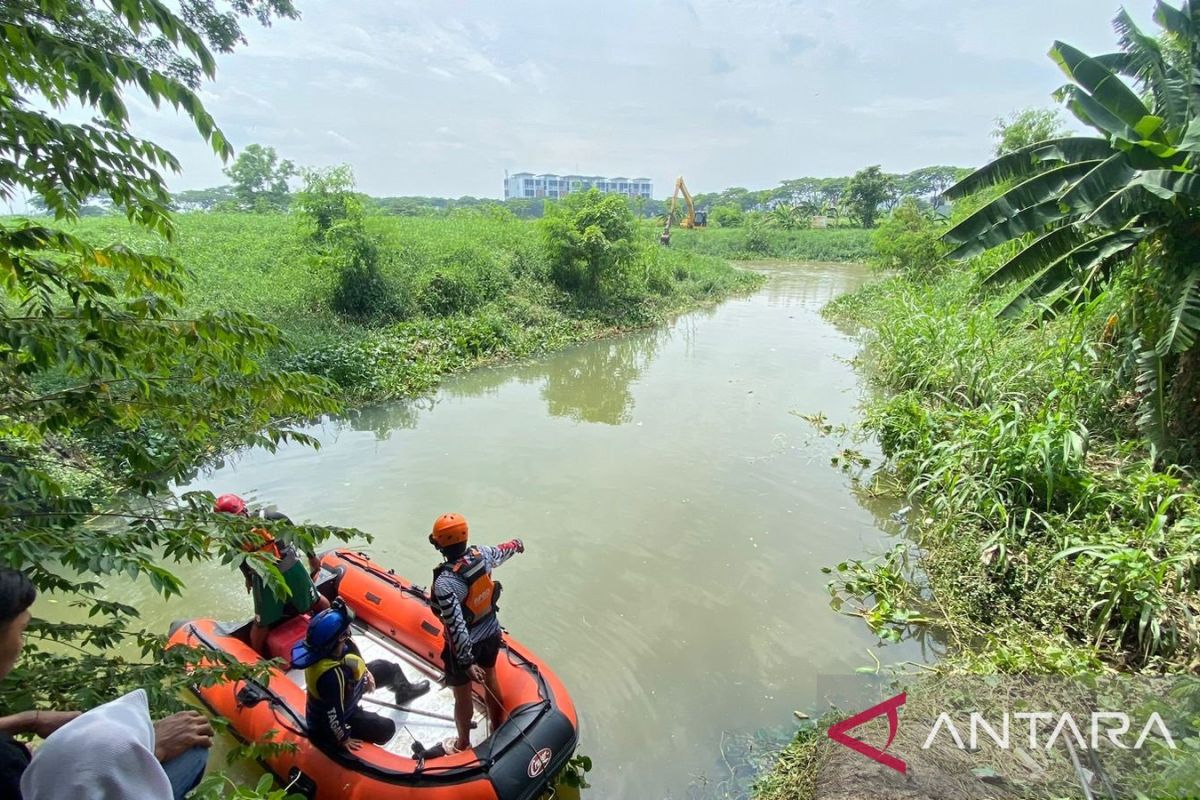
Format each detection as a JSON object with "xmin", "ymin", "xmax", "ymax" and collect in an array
[{"xmin": 291, "ymin": 601, "xmax": 430, "ymax": 752}]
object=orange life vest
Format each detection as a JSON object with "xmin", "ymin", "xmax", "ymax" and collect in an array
[
  {"xmin": 240, "ymin": 527, "xmax": 283, "ymax": 560},
  {"xmin": 434, "ymin": 547, "xmax": 498, "ymax": 627}
]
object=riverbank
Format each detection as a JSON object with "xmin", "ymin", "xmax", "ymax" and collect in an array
[
  {"xmin": 752, "ymin": 216, "xmax": 1200, "ymax": 797},
  {"xmin": 663, "ymin": 225, "xmax": 873, "ymax": 262},
  {"xmin": 33, "ymin": 210, "xmax": 765, "ymax": 496},
  {"xmin": 65, "ymin": 212, "xmax": 766, "ymax": 402}
]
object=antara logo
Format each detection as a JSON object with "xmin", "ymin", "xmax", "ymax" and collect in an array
[
  {"xmin": 826, "ymin": 692, "xmax": 907, "ymax": 774},
  {"xmin": 826, "ymin": 691, "xmax": 1177, "ymax": 776}
]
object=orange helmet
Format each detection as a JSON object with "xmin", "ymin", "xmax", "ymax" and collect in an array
[{"xmin": 430, "ymin": 513, "xmax": 469, "ymax": 548}]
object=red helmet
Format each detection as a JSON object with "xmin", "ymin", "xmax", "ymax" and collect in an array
[
  {"xmin": 214, "ymin": 494, "xmax": 247, "ymax": 515},
  {"xmin": 429, "ymin": 513, "xmax": 469, "ymax": 548}
]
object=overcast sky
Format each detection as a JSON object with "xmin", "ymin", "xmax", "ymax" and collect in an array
[{"xmin": 136, "ymin": 0, "xmax": 1159, "ymax": 199}]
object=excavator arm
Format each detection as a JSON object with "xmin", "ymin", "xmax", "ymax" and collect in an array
[
  {"xmin": 661, "ymin": 176, "xmax": 704, "ymax": 246},
  {"xmin": 677, "ymin": 177, "xmax": 698, "ymax": 229}
]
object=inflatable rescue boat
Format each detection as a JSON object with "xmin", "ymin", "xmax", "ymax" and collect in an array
[{"xmin": 167, "ymin": 549, "xmax": 578, "ymax": 800}]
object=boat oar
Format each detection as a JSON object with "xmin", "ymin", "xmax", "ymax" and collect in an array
[{"xmin": 361, "ymin": 696, "xmax": 476, "ymax": 728}]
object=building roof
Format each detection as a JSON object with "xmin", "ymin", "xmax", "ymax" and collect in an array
[{"xmin": 508, "ymin": 172, "xmax": 652, "ymax": 184}]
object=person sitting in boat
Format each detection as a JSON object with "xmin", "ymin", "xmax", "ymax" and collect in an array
[
  {"xmin": 428, "ymin": 513, "xmax": 524, "ymax": 753},
  {"xmin": 291, "ymin": 601, "xmax": 431, "ymax": 753},
  {"xmin": 213, "ymin": 494, "xmax": 331, "ymax": 656}
]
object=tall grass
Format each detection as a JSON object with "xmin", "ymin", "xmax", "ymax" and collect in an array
[
  {"xmin": 666, "ymin": 225, "xmax": 873, "ymax": 262},
  {"xmin": 56, "ymin": 211, "xmax": 761, "ymax": 401},
  {"xmin": 823, "ymin": 221, "xmax": 1200, "ymax": 674}
]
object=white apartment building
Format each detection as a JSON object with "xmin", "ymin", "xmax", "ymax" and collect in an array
[{"xmin": 504, "ymin": 173, "xmax": 653, "ymax": 200}]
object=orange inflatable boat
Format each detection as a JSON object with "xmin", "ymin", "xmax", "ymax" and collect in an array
[{"xmin": 167, "ymin": 549, "xmax": 578, "ymax": 800}]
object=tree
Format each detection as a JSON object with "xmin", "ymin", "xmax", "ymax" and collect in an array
[
  {"xmin": 942, "ymin": 1, "xmax": 1200, "ymax": 456},
  {"xmin": 768, "ymin": 203, "xmax": 803, "ymax": 230},
  {"xmin": 295, "ymin": 166, "xmax": 397, "ymax": 320},
  {"xmin": 991, "ymin": 108, "xmax": 1071, "ymax": 156},
  {"xmin": 903, "ymin": 166, "xmax": 972, "ymax": 211},
  {"xmin": 709, "ymin": 203, "xmax": 744, "ymax": 228},
  {"xmin": 541, "ymin": 189, "xmax": 638, "ymax": 295},
  {"xmin": 223, "ymin": 143, "xmax": 295, "ymax": 212},
  {"xmin": 872, "ymin": 199, "xmax": 946, "ymax": 278},
  {"xmin": 817, "ymin": 178, "xmax": 848, "ymax": 220},
  {"xmin": 845, "ymin": 166, "xmax": 894, "ymax": 228},
  {"xmin": 172, "ymin": 185, "xmax": 236, "ymax": 212},
  {"xmin": 0, "ymin": 1, "xmax": 356, "ymax": 794}
]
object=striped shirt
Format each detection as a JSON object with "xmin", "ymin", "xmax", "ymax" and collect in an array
[{"xmin": 432, "ymin": 541, "xmax": 522, "ymax": 668}]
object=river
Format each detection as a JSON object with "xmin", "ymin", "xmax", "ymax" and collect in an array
[{"xmin": 128, "ymin": 261, "xmax": 923, "ymax": 798}]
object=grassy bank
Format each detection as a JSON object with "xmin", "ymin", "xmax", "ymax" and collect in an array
[
  {"xmin": 62, "ymin": 210, "xmax": 763, "ymax": 402},
  {"xmin": 664, "ymin": 225, "xmax": 873, "ymax": 262},
  {"xmin": 823, "ymin": 255, "xmax": 1198, "ymax": 676},
  {"xmin": 752, "ymin": 206, "xmax": 1200, "ymax": 797}
]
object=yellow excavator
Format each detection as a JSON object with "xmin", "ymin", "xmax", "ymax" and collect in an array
[{"xmin": 660, "ymin": 176, "xmax": 706, "ymax": 245}]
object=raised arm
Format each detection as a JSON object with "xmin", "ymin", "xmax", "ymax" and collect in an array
[{"xmin": 480, "ymin": 539, "xmax": 524, "ymax": 569}]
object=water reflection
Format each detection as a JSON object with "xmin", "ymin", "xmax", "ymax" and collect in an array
[
  {"xmin": 339, "ymin": 395, "xmax": 436, "ymax": 440},
  {"xmin": 328, "ymin": 328, "xmax": 667, "ymax": 438},
  {"xmin": 540, "ymin": 332, "xmax": 663, "ymax": 425}
]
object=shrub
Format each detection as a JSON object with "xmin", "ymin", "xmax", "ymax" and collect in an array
[
  {"xmin": 870, "ymin": 199, "xmax": 946, "ymax": 279},
  {"xmin": 418, "ymin": 245, "xmax": 512, "ymax": 316},
  {"xmin": 325, "ymin": 221, "xmax": 398, "ymax": 320},
  {"xmin": 742, "ymin": 219, "xmax": 770, "ymax": 255},
  {"xmin": 540, "ymin": 189, "xmax": 639, "ymax": 294},
  {"xmin": 709, "ymin": 203, "xmax": 744, "ymax": 228}
]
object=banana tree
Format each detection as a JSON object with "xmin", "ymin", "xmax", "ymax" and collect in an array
[{"xmin": 942, "ymin": 1, "xmax": 1200, "ymax": 452}]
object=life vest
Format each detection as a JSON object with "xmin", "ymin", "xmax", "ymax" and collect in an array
[
  {"xmin": 434, "ymin": 547, "xmax": 499, "ymax": 627},
  {"xmin": 240, "ymin": 511, "xmax": 286, "ymax": 561},
  {"xmin": 304, "ymin": 652, "xmax": 367, "ymax": 701}
]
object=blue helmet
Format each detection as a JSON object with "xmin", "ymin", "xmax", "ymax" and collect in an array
[{"xmin": 290, "ymin": 602, "xmax": 353, "ymax": 668}]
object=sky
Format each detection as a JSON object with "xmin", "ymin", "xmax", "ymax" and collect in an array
[{"xmin": 130, "ymin": 0, "xmax": 1161, "ymax": 200}]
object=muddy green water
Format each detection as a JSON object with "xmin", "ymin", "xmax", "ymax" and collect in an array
[{"xmin": 133, "ymin": 261, "xmax": 921, "ymax": 797}]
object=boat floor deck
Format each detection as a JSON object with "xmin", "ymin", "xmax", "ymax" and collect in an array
[{"xmin": 286, "ymin": 622, "xmax": 490, "ymax": 756}]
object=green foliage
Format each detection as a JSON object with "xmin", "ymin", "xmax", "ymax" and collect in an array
[
  {"xmin": 742, "ymin": 218, "xmax": 771, "ymax": 255},
  {"xmin": 845, "ymin": 166, "xmax": 894, "ymax": 229},
  {"xmin": 668, "ymin": 225, "xmax": 874, "ymax": 262},
  {"xmin": 194, "ymin": 773, "xmax": 304, "ymax": 800},
  {"xmin": 751, "ymin": 721, "xmax": 827, "ymax": 800},
  {"xmin": 555, "ymin": 753, "xmax": 593, "ymax": 790},
  {"xmin": 60, "ymin": 210, "xmax": 754, "ymax": 402},
  {"xmin": 173, "ymin": 185, "xmax": 237, "ymax": 212},
  {"xmin": 292, "ymin": 165, "xmax": 362, "ymax": 239},
  {"xmin": 708, "ymin": 203, "xmax": 745, "ymax": 228},
  {"xmin": 0, "ymin": 3, "xmax": 359, "ymax": 798},
  {"xmin": 991, "ymin": 107, "xmax": 1071, "ymax": 156},
  {"xmin": 767, "ymin": 204, "xmax": 805, "ymax": 230},
  {"xmin": 870, "ymin": 199, "xmax": 947, "ymax": 278},
  {"xmin": 826, "ymin": 240, "xmax": 1200, "ymax": 671},
  {"xmin": 943, "ymin": 3, "xmax": 1200, "ymax": 459},
  {"xmin": 417, "ymin": 245, "xmax": 513, "ymax": 317},
  {"xmin": 223, "ymin": 144, "xmax": 295, "ymax": 212},
  {"xmin": 295, "ymin": 167, "xmax": 397, "ymax": 321},
  {"xmin": 823, "ymin": 544, "xmax": 930, "ymax": 641},
  {"xmin": 541, "ymin": 189, "xmax": 639, "ymax": 294}
]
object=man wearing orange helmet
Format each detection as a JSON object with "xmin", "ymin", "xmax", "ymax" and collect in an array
[
  {"xmin": 428, "ymin": 513, "xmax": 524, "ymax": 753},
  {"xmin": 213, "ymin": 494, "xmax": 331, "ymax": 655}
]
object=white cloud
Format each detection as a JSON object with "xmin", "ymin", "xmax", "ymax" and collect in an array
[
  {"xmin": 142, "ymin": 0, "xmax": 1160, "ymax": 198},
  {"xmin": 325, "ymin": 130, "xmax": 354, "ymax": 149},
  {"xmin": 850, "ymin": 97, "xmax": 953, "ymax": 117}
]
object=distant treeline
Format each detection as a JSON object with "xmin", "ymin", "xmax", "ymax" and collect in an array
[{"xmin": 158, "ymin": 147, "xmax": 969, "ymax": 224}]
